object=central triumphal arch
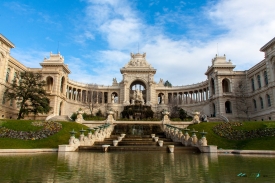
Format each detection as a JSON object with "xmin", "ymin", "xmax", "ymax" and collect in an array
[{"xmin": 120, "ymin": 53, "xmax": 156, "ymax": 106}]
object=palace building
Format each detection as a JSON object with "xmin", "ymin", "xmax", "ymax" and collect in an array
[{"xmin": 1, "ymin": 34, "xmax": 275, "ymax": 121}]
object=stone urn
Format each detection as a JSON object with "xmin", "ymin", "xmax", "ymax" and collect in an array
[
  {"xmin": 107, "ymin": 110, "xmax": 114, "ymax": 115},
  {"xmin": 106, "ymin": 109, "xmax": 115, "ymax": 124},
  {"xmin": 102, "ymin": 145, "xmax": 110, "ymax": 152},
  {"xmin": 75, "ymin": 110, "xmax": 84, "ymax": 123},
  {"xmin": 162, "ymin": 110, "xmax": 170, "ymax": 116},
  {"xmin": 118, "ymin": 136, "xmax": 123, "ymax": 142},
  {"xmin": 154, "ymin": 137, "xmax": 159, "ymax": 142},
  {"xmin": 162, "ymin": 110, "xmax": 170, "ymax": 124},
  {"xmin": 121, "ymin": 134, "xmax": 126, "ymax": 138},
  {"xmin": 191, "ymin": 111, "xmax": 201, "ymax": 124},
  {"xmin": 158, "ymin": 140, "xmax": 164, "ymax": 147},
  {"xmin": 113, "ymin": 140, "xmax": 118, "ymax": 146},
  {"xmin": 168, "ymin": 145, "xmax": 174, "ymax": 153},
  {"xmin": 151, "ymin": 134, "xmax": 155, "ymax": 138}
]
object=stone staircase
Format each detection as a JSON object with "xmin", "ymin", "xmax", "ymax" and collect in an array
[
  {"xmin": 207, "ymin": 117, "xmax": 224, "ymax": 122},
  {"xmin": 48, "ymin": 115, "xmax": 72, "ymax": 122},
  {"xmin": 78, "ymin": 132, "xmax": 200, "ymax": 153}
]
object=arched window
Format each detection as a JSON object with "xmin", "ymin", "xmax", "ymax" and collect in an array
[
  {"xmin": 225, "ymin": 101, "xmax": 232, "ymax": 113},
  {"xmin": 222, "ymin": 79, "xmax": 230, "ymax": 92},
  {"xmin": 6, "ymin": 68, "xmax": 10, "ymax": 82},
  {"xmin": 253, "ymin": 99, "xmax": 257, "ymax": 109},
  {"xmin": 59, "ymin": 102, "xmax": 62, "ymax": 115},
  {"xmin": 111, "ymin": 92, "xmax": 119, "ymax": 103},
  {"xmin": 2, "ymin": 93, "xmax": 6, "ymax": 104},
  {"xmin": 267, "ymin": 94, "xmax": 271, "ymax": 107},
  {"xmin": 212, "ymin": 103, "xmax": 216, "ymax": 117},
  {"xmin": 251, "ymin": 78, "xmax": 255, "ymax": 91},
  {"xmin": 10, "ymin": 98, "xmax": 13, "ymax": 107},
  {"xmin": 13, "ymin": 72, "xmax": 17, "ymax": 81},
  {"xmin": 60, "ymin": 77, "xmax": 65, "ymax": 93},
  {"xmin": 257, "ymin": 75, "xmax": 261, "ymax": 89},
  {"xmin": 264, "ymin": 71, "xmax": 268, "ymax": 86},
  {"xmin": 211, "ymin": 78, "xmax": 215, "ymax": 95},
  {"xmin": 260, "ymin": 97, "xmax": 264, "ymax": 109},
  {"xmin": 46, "ymin": 76, "xmax": 54, "ymax": 92},
  {"xmin": 158, "ymin": 93, "xmax": 164, "ymax": 104}
]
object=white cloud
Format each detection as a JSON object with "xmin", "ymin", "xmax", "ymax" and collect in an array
[
  {"xmin": 8, "ymin": 0, "xmax": 275, "ymax": 87},
  {"xmin": 69, "ymin": 0, "xmax": 275, "ymax": 86},
  {"xmin": 11, "ymin": 49, "xmax": 49, "ymax": 68}
]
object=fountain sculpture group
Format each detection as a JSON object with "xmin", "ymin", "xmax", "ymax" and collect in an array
[{"xmin": 59, "ymin": 110, "xmax": 217, "ymax": 153}]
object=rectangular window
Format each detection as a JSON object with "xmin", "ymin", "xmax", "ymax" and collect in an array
[
  {"xmin": 264, "ymin": 71, "xmax": 268, "ymax": 86},
  {"xmin": 257, "ymin": 75, "xmax": 261, "ymax": 89},
  {"xmin": 251, "ymin": 79, "xmax": 255, "ymax": 91},
  {"xmin": 260, "ymin": 97, "xmax": 264, "ymax": 109}
]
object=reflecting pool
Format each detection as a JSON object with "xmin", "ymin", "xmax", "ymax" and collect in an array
[{"xmin": 0, "ymin": 152, "xmax": 274, "ymax": 182}]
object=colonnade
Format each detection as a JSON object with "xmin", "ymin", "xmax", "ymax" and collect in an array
[
  {"xmin": 66, "ymin": 85, "xmax": 111, "ymax": 104},
  {"xmin": 160, "ymin": 87, "xmax": 209, "ymax": 105}
]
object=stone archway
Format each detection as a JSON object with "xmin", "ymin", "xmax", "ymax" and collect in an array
[{"xmin": 129, "ymin": 80, "xmax": 147, "ymax": 105}]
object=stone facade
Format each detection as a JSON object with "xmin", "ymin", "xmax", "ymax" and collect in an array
[{"xmin": 1, "ymin": 33, "xmax": 275, "ymax": 121}]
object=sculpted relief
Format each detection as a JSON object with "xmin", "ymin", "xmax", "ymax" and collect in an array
[{"xmin": 125, "ymin": 53, "xmax": 150, "ymax": 68}]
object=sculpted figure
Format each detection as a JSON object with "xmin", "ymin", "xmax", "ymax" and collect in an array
[
  {"xmin": 113, "ymin": 78, "xmax": 117, "ymax": 83},
  {"xmin": 111, "ymin": 94, "xmax": 115, "ymax": 103}
]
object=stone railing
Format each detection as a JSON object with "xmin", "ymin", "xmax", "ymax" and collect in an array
[
  {"xmin": 164, "ymin": 124, "xmax": 217, "ymax": 153},
  {"xmin": 58, "ymin": 124, "xmax": 114, "ymax": 152},
  {"xmin": 164, "ymin": 124, "xmax": 207, "ymax": 146}
]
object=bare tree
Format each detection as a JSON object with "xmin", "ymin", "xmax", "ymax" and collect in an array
[
  {"xmin": 167, "ymin": 94, "xmax": 180, "ymax": 118},
  {"xmin": 235, "ymin": 80, "xmax": 250, "ymax": 120},
  {"xmin": 85, "ymin": 85, "xmax": 101, "ymax": 115}
]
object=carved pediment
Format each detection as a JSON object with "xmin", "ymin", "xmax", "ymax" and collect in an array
[{"xmin": 124, "ymin": 52, "xmax": 152, "ymax": 68}]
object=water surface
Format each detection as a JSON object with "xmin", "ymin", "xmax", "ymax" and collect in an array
[{"xmin": 0, "ymin": 152, "xmax": 274, "ymax": 182}]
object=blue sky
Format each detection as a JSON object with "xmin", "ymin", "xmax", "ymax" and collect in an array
[{"xmin": 1, "ymin": 0, "xmax": 275, "ymax": 86}]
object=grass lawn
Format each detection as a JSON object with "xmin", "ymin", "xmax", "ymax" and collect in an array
[
  {"xmin": 0, "ymin": 119, "xmax": 88, "ymax": 149},
  {"xmin": 188, "ymin": 121, "xmax": 275, "ymax": 150},
  {"xmin": 1, "ymin": 119, "xmax": 275, "ymax": 150}
]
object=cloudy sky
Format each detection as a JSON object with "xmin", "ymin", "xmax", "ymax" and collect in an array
[{"xmin": 1, "ymin": 0, "xmax": 275, "ymax": 86}]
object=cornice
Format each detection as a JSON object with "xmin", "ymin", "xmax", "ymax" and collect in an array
[
  {"xmin": 0, "ymin": 34, "xmax": 15, "ymax": 48},
  {"xmin": 40, "ymin": 62, "xmax": 71, "ymax": 74},
  {"xmin": 247, "ymin": 59, "xmax": 266, "ymax": 75},
  {"xmin": 120, "ymin": 68, "xmax": 156, "ymax": 74},
  {"xmin": 8, "ymin": 56, "xmax": 28, "ymax": 71},
  {"xmin": 260, "ymin": 37, "xmax": 275, "ymax": 52}
]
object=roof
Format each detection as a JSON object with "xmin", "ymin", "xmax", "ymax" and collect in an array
[
  {"xmin": 260, "ymin": 37, "xmax": 275, "ymax": 52},
  {"xmin": 0, "ymin": 34, "xmax": 15, "ymax": 48}
]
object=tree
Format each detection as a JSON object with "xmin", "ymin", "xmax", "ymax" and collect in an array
[
  {"xmin": 164, "ymin": 80, "xmax": 172, "ymax": 87},
  {"xmin": 235, "ymin": 80, "xmax": 250, "ymax": 120},
  {"xmin": 167, "ymin": 96, "xmax": 179, "ymax": 118},
  {"xmin": 4, "ymin": 72, "xmax": 51, "ymax": 119},
  {"xmin": 85, "ymin": 85, "xmax": 100, "ymax": 116}
]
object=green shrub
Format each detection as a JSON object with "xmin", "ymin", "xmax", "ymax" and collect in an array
[
  {"xmin": 70, "ymin": 113, "xmax": 77, "ymax": 121},
  {"xmin": 96, "ymin": 109, "xmax": 103, "ymax": 117}
]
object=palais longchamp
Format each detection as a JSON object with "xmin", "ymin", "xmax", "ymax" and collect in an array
[{"xmin": 1, "ymin": 34, "xmax": 275, "ymax": 122}]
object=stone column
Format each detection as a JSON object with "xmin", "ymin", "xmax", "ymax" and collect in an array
[
  {"xmin": 123, "ymin": 83, "xmax": 127, "ymax": 104},
  {"xmin": 79, "ymin": 89, "xmax": 82, "ymax": 102}
]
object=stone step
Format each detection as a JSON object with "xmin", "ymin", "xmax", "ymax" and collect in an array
[
  {"xmin": 78, "ymin": 146, "xmax": 200, "ymax": 153},
  {"xmin": 94, "ymin": 141, "xmax": 183, "ymax": 146},
  {"xmin": 104, "ymin": 138, "xmax": 171, "ymax": 142}
]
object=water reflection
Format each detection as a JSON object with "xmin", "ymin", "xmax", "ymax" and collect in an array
[{"xmin": 0, "ymin": 152, "xmax": 274, "ymax": 182}]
